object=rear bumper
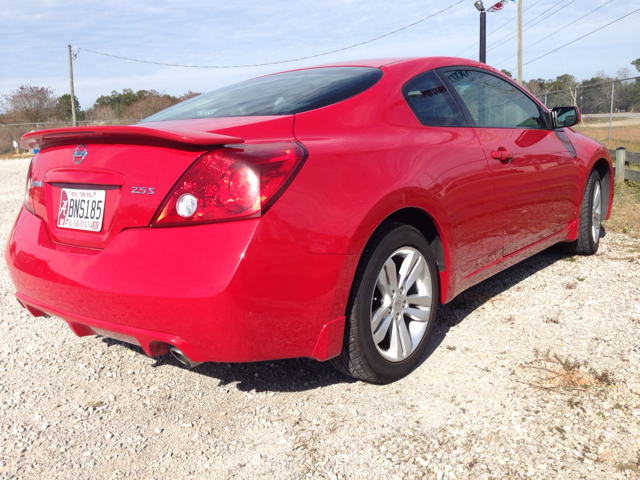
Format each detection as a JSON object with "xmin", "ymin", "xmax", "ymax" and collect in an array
[{"xmin": 5, "ymin": 207, "xmax": 350, "ymax": 362}]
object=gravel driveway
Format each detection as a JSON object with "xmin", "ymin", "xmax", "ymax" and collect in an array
[{"xmin": 1, "ymin": 157, "xmax": 639, "ymax": 480}]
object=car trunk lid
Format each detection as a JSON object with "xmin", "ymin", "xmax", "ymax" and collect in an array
[{"xmin": 24, "ymin": 117, "xmax": 294, "ymax": 250}]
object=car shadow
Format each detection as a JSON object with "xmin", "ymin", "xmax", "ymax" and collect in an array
[
  {"xmin": 415, "ymin": 244, "xmax": 571, "ymax": 369},
  {"xmin": 100, "ymin": 339, "xmax": 357, "ymax": 393},
  {"xmin": 100, "ymin": 245, "xmax": 572, "ymax": 392}
]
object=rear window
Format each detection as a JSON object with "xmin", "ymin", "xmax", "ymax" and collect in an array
[
  {"xmin": 402, "ymin": 70, "xmax": 465, "ymax": 127},
  {"xmin": 141, "ymin": 67, "xmax": 383, "ymax": 122}
]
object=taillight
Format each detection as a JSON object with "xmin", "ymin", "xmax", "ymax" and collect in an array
[
  {"xmin": 24, "ymin": 159, "xmax": 36, "ymax": 214},
  {"xmin": 152, "ymin": 142, "xmax": 306, "ymax": 227}
]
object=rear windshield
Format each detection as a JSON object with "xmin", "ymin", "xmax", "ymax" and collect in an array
[{"xmin": 141, "ymin": 67, "xmax": 383, "ymax": 122}]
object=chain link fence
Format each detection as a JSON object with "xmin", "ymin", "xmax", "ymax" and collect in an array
[
  {"xmin": 0, "ymin": 120, "xmax": 139, "ymax": 155},
  {"xmin": 534, "ymin": 76, "xmax": 640, "ymax": 113},
  {"xmin": 533, "ymin": 76, "xmax": 640, "ymax": 142}
]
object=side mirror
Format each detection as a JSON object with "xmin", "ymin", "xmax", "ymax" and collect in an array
[{"xmin": 551, "ymin": 106, "xmax": 581, "ymax": 128}]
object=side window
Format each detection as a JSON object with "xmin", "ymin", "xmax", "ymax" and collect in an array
[
  {"xmin": 444, "ymin": 70, "xmax": 544, "ymax": 129},
  {"xmin": 402, "ymin": 71, "xmax": 466, "ymax": 127}
]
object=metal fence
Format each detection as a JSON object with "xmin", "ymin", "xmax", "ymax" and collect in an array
[
  {"xmin": 533, "ymin": 76, "xmax": 640, "ymax": 140},
  {"xmin": 534, "ymin": 76, "xmax": 640, "ymax": 112},
  {"xmin": 0, "ymin": 120, "xmax": 138, "ymax": 154}
]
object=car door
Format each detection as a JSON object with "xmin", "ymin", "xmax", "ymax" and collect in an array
[
  {"xmin": 440, "ymin": 68, "xmax": 580, "ymax": 256},
  {"xmin": 401, "ymin": 70, "xmax": 503, "ymax": 280}
]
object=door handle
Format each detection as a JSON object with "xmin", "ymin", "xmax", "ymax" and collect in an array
[{"xmin": 491, "ymin": 150, "xmax": 514, "ymax": 161}]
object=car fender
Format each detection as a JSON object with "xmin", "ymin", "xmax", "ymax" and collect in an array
[
  {"xmin": 565, "ymin": 129, "xmax": 614, "ymax": 221},
  {"xmin": 337, "ymin": 186, "xmax": 453, "ymax": 307},
  {"xmin": 344, "ymin": 186, "xmax": 451, "ymax": 267}
]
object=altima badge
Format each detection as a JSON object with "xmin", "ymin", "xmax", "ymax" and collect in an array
[{"xmin": 73, "ymin": 145, "xmax": 87, "ymax": 164}]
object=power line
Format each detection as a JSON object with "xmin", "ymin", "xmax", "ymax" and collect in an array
[
  {"xmin": 511, "ymin": 6, "xmax": 640, "ymax": 69},
  {"xmin": 467, "ymin": 0, "xmax": 571, "ymax": 59},
  {"xmin": 454, "ymin": 0, "xmax": 542, "ymax": 57},
  {"xmin": 493, "ymin": 0, "xmax": 613, "ymax": 66},
  {"xmin": 74, "ymin": 0, "xmax": 464, "ymax": 69},
  {"xmin": 481, "ymin": 0, "xmax": 576, "ymax": 56}
]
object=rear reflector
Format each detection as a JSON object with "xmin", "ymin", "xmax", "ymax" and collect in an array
[
  {"xmin": 152, "ymin": 142, "xmax": 306, "ymax": 226},
  {"xmin": 24, "ymin": 159, "xmax": 36, "ymax": 215}
]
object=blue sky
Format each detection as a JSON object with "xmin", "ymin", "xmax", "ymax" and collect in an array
[{"xmin": 1, "ymin": 0, "xmax": 638, "ymax": 111}]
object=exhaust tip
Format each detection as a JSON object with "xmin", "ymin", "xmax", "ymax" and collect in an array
[{"xmin": 170, "ymin": 347, "xmax": 203, "ymax": 369}]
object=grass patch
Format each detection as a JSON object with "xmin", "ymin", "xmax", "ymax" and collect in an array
[
  {"xmin": 575, "ymin": 125, "xmax": 640, "ymax": 152},
  {"xmin": 581, "ymin": 116, "xmax": 631, "ymax": 124},
  {"xmin": 603, "ymin": 182, "xmax": 640, "ymax": 237}
]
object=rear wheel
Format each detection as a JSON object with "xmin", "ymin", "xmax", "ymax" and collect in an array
[
  {"xmin": 564, "ymin": 169, "xmax": 602, "ymax": 256},
  {"xmin": 331, "ymin": 223, "xmax": 439, "ymax": 383}
]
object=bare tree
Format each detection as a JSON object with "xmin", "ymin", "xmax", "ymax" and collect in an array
[
  {"xmin": 124, "ymin": 92, "xmax": 177, "ymax": 120},
  {"xmin": 91, "ymin": 105, "xmax": 119, "ymax": 123},
  {"xmin": 616, "ymin": 68, "xmax": 631, "ymax": 80},
  {"xmin": 178, "ymin": 91, "xmax": 202, "ymax": 101},
  {"xmin": 1, "ymin": 85, "xmax": 58, "ymax": 124}
]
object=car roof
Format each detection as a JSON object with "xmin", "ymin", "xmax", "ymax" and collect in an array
[
  {"xmin": 281, "ymin": 57, "xmax": 504, "ymax": 78},
  {"xmin": 312, "ymin": 56, "xmax": 499, "ymax": 72},
  {"xmin": 251, "ymin": 57, "xmax": 506, "ymax": 84}
]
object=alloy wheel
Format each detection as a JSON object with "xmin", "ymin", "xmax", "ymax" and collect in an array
[
  {"xmin": 370, "ymin": 247, "xmax": 433, "ymax": 362},
  {"xmin": 591, "ymin": 180, "xmax": 602, "ymax": 244}
]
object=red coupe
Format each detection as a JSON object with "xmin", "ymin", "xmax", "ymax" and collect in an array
[{"xmin": 6, "ymin": 57, "xmax": 613, "ymax": 383}]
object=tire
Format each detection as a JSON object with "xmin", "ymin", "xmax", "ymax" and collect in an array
[
  {"xmin": 564, "ymin": 169, "xmax": 602, "ymax": 256},
  {"xmin": 330, "ymin": 222, "xmax": 439, "ymax": 383}
]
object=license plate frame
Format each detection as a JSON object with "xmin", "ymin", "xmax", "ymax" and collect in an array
[{"xmin": 57, "ymin": 188, "xmax": 106, "ymax": 233}]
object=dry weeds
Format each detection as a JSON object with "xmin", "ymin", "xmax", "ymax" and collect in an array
[
  {"xmin": 575, "ymin": 125, "xmax": 640, "ymax": 152},
  {"xmin": 603, "ymin": 182, "xmax": 640, "ymax": 237},
  {"xmin": 519, "ymin": 349, "xmax": 616, "ymax": 395}
]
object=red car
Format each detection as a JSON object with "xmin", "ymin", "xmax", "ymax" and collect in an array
[{"xmin": 6, "ymin": 57, "xmax": 612, "ymax": 383}]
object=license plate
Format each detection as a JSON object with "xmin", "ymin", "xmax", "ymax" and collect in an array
[{"xmin": 57, "ymin": 188, "xmax": 106, "ymax": 232}]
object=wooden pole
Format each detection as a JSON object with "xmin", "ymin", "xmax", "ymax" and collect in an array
[
  {"xmin": 68, "ymin": 45, "xmax": 77, "ymax": 127},
  {"xmin": 608, "ymin": 81, "xmax": 615, "ymax": 141},
  {"xmin": 615, "ymin": 147, "xmax": 626, "ymax": 184},
  {"xmin": 517, "ymin": 0, "xmax": 523, "ymax": 84}
]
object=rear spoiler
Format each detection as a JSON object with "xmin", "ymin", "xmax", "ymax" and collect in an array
[{"xmin": 20, "ymin": 125, "xmax": 244, "ymax": 150}]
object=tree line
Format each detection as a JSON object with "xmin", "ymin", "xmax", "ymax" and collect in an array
[
  {"xmin": 0, "ymin": 87, "xmax": 201, "ymax": 154},
  {"xmin": 0, "ymin": 87, "xmax": 201, "ymax": 126},
  {"xmin": 504, "ymin": 59, "xmax": 640, "ymax": 114}
]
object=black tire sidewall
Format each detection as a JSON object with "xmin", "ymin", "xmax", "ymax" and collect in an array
[
  {"xmin": 584, "ymin": 171, "xmax": 602, "ymax": 253},
  {"xmin": 352, "ymin": 226, "xmax": 439, "ymax": 382}
]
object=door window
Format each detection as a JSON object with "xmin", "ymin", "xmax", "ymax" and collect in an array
[
  {"xmin": 402, "ymin": 71, "xmax": 466, "ymax": 127},
  {"xmin": 444, "ymin": 70, "xmax": 544, "ymax": 129}
]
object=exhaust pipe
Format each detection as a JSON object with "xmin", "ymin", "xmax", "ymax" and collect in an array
[{"xmin": 170, "ymin": 347, "xmax": 203, "ymax": 369}]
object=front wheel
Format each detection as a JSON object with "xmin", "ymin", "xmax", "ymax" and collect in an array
[
  {"xmin": 330, "ymin": 223, "xmax": 439, "ymax": 383},
  {"xmin": 564, "ymin": 169, "xmax": 602, "ymax": 255}
]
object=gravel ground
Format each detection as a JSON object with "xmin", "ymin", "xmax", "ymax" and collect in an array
[{"xmin": 1, "ymin": 157, "xmax": 640, "ymax": 480}]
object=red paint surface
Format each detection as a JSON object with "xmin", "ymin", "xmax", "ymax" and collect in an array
[
  {"xmin": 20, "ymin": 125, "xmax": 243, "ymax": 150},
  {"xmin": 5, "ymin": 57, "xmax": 612, "ymax": 363}
]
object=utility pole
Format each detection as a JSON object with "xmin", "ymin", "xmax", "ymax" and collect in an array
[
  {"xmin": 68, "ymin": 45, "xmax": 77, "ymax": 127},
  {"xmin": 480, "ymin": 8, "xmax": 487, "ymax": 63},
  {"xmin": 608, "ymin": 81, "xmax": 615, "ymax": 141},
  {"xmin": 517, "ymin": 0, "xmax": 523, "ymax": 84},
  {"xmin": 474, "ymin": 1, "xmax": 487, "ymax": 63}
]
